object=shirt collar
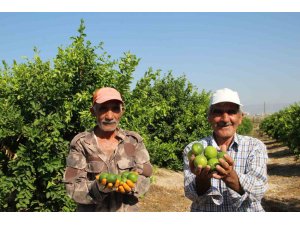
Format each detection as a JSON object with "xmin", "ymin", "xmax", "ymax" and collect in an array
[
  {"xmin": 210, "ymin": 133, "xmax": 240, "ymax": 152},
  {"xmin": 91, "ymin": 126, "xmax": 126, "ymax": 142}
]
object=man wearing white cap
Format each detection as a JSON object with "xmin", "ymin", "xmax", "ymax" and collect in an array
[
  {"xmin": 63, "ymin": 87, "xmax": 152, "ymax": 211},
  {"xmin": 184, "ymin": 88, "xmax": 268, "ymax": 211}
]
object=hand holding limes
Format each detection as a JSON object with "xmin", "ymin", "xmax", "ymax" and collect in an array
[
  {"xmin": 188, "ymin": 144, "xmax": 232, "ymax": 176},
  {"xmin": 96, "ymin": 171, "xmax": 139, "ymax": 193}
]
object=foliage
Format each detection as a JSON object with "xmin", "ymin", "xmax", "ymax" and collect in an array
[
  {"xmin": 260, "ymin": 103, "xmax": 300, "ymax": 158},
  {"xmin": 0, "ymin": 19, "xmax": 137, "ymax": 211},
  {"xmin": 1, "ymin": 19, "xmax": 222, "ymax": 211},
  {"xmin": 124, "ymin": 69, "xmax": 211, "ymax": 170},
  {"xmin": 237, "ymin": 116, "xmax": 253, "ymax": 135}
]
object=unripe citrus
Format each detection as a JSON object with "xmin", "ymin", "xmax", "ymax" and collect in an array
[
  {"xmin": 204, "ymin": 146, "xmax": 218, "ymax": 159},
  {"xmin": 106, "ymin": 173, "xmax": 117, "ymax": 184},
  {"xmin": 127, "ymin": 172, "xmax": 138, "ymax": 183},
  {"xmin": 207, "ymin": 158, "xmax": 219, "ymax": 171},
  {"xmin": 187, "ymin": 150, "xmax": 193, "ymax": 160},
  {"xmin": 193, "ymin": 155, "xmax": 208, "ymax": 168},
  {"xmin": 191, "ymin": 142, "xmax": 204, "ymax": 156},
  {"xmin": 217, "ymin": 151, "xmax": 226, "ymax": 159},
  {"xmin": 98, "ymin": 172, "xmax": 108, "ymax": 182},
  {"xmin": 121, "ymin": 171, "xmax": 130, "ymax": 179}
]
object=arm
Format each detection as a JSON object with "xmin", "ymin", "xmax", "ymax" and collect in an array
[
  {"xmin": 237, "ymin": 140, "xmax": 268, "ymax": 201},
  {"xmin": 132, "ymin": 141, "xmax": 152, "ymax": 197},
  {"xmin": 63, "ymin": 136, "xmax": 108, "ymax": 204}
]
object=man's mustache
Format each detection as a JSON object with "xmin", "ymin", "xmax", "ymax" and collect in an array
[
  {"xmin": 102, "ymin": 120, "xmax": 117, "ymax": 124},
  {"xmin": 215, "ymin": 121, "xmax": 233, "ymax": 127}
]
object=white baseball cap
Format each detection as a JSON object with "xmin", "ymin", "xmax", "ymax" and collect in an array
[{"xmin": 210, "ymin": 88, "xmax": 243, "ymax": 106}]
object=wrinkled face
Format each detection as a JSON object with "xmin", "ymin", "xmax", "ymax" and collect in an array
[
  {"xmin": 208, "ymin": 102, "xmax": 243, "ymax": 141},
  {"xmin": 91, "ymin": 100, "xmax": 124, "ymax": 132}
]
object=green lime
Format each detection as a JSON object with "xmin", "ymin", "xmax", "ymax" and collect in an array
[
  {"xmin": 191, "ymin": 142, "xmax": 204, "ymax": 156},
  {"xmin": 127, "ymin": 172, "xmax": 138, "ymax": 183},
  {"xmin": 121, "ymin": 177, "xmax": 127, "ymax": 183},
  {"xmin": 217, "ymin": 151, "xmax": 226, "ymax": 159},
  {"xmin": 193, "ymin": 155, "xmax": 208, "ymax": 168},
  {"xmin": 207, "ymin": 158, "xmax": 219, "ymax": 171},
  {"xmin": 187, "ymin": 150, "xmax": 194, "ymax": 160},
  {"xmin": 98, "ymin": 172, "xmax": 108, "ymax": 181},
  {"xmin": 121, "ymin": 171, "xmax": 130, "ymax": 179},
  {"xmin": 116, "ymin": 175, "xmax": 122, "ymax": 181},
  {"xmin": 106, "ymin": 173, "xmax": 117, "ymax": 184},
  {"xmin": 204, "ymin": 146, "xmax": 218, "ymax": 159}
]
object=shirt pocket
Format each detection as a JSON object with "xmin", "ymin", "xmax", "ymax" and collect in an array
[
  {"xmin": 117, "ymin": 156, "xmax": 136, "ymax": 172},
  {"xmin": 86, "ymin": 160, "xmax": 106, "ymax": 174}
]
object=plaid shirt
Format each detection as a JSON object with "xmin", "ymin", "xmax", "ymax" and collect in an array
[{"xmin": 183, "ymin": 133, "xmax": 268, "ymax": 212}]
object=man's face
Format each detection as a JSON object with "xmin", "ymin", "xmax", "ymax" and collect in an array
[
  {"xmin": 92, "ymin": 100, "xmax": 124, "ymax": 132},
  {"xmin": 208, "ymin": 102, "xmax": 243, "ymax": 140}
]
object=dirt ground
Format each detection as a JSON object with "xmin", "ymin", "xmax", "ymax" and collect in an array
[{"xmin": 139, "ymin": 133, "xmax": 300, "ymax": 212}]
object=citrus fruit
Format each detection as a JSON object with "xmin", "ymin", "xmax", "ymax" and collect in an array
[
  {"xmin": 217, "ymin": 151, "xmax": 226, "ymax": 159},
  {"xmin": 207, "ymin": 158, "xmax": 219, "ymax": 171},
  {"xmin": 121, "ymin": 177, "xmax": 127, "ymax": 183},
  {"xmin": 127, "ymin": 172, "xmax": 138, "ymax": 183},
  {"xmin": 193, "ymin": 155, "xmax": 208, "ymax": 168},
  {"xmin": 121, "ymin": 171, "xmax": 130, "ymax": 179},
  {"xmin": 98, "ymin": 172, "xmax": 108, "ymax": 181},
  {"xmin": 106, "ymin": 173, "xmax": 117, "ymax": 184},
  {"xmin": 204, "ymin": 146, "xmax": 218, "ymax": 159},
  {"xmin": 187, "ymin": 150, "xmax": 194, "ymax": 160},
  {"xmin": 191, "ymin": 142, "xmax": 204, "ymax": 155},
  {"xmin": 116, "ymin": 175, "xmax": 122, "ymax": 181}
]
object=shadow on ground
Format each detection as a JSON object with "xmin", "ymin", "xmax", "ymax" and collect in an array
[
  {"xmin": 267, "ymin": 144, "xmax": 286, "ymax": 151},
  {"xmin": 262, "ymin": 140, "xmax": 278, "ymax": 145},
  {"xmin": 267, "ymin": 163, "xmax": 300, "ymax": 176},
  {"xmin": 262, "ymin": 197, "xmax": 300, "ymax": 212},
  {"xmin": 267, "ymin": 148, "xmax": 293, "ymax": 158}
]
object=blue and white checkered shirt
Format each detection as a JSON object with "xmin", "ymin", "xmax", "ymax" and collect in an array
[{"xmin": 183, "ymin": 133, "xmax": 268, "ymax": 212}]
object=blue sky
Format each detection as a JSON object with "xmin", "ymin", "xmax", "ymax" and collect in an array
[{"xmin": 1, "ymin": 12, "xmax": 300, "ymax": 114}]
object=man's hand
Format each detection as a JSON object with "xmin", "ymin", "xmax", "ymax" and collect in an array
[
  {"xmin": 189, "ymin": 154, "xmax": 211, "ymax": 195},
  {"xmin": 212, "ymin": 154, "xmax": 234, "ymax": 179},
  {"xmin": 212, "ymin": 154, "xmax": 244, "ymax": 195}
]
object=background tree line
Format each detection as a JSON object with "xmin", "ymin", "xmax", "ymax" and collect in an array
[
  {"xmin": 260, "ymin": 103, "xmax": 300, "ymax": 158},
  {"xmin": 0, "ymin": 20, "xmax": 253, "ymax": 211}
]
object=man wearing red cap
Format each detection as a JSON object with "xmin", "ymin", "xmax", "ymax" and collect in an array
[
  {"xmin": 64, "ymin": 87, "xmax": 152, "ymax": 211},
  {"xmin": 183, "ymin": 88, "xmax": 268, "ymax": 211}
]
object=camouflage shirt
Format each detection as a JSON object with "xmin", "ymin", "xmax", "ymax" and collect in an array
[{"xmin": 63, "ymin": 127, "xmax": 152, "ymax": 212}]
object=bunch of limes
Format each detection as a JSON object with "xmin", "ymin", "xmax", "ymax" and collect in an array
[
  {"xmin": 96, "ymin": 171, "xmax": 138, "ymax": 193},
  {"xmin": 188, "ymin": 143, "xmax": 226, "ymax": 171}
]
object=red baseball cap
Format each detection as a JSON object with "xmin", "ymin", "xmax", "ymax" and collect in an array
[{"xmin": 92, "ymin": 87, "xmax": 124, "ymax": 105}]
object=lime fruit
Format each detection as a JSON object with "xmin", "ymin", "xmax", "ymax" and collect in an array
[
  {"xmin": 193, "ymin": 155, "xmax": 208, "ymax": 168},
  {"xmin": 187, "ymin": 150, "xmax": 194, "ymax": 160},
  {"xmin": 217, "ymin": 151, "xmax": 226, "ymax": 159},
  {"xmin": 106, "ymin": 173, "xmax": 117, "ymax": 184},
  {"xmin": 116, "ymin": 175, "xmax": 122, "ymax": 181},
  {"xmin": 191, "ymin": 142, "xmax": 204, "ymax": 156},
  {"xmin": 207, "ymin": 158, "xmax": 219, "ymax": 171},
  {"xmin": 127, "ymin": 172, "xmax": 138, "ymax": 183},
  {"xmin": 121, "ymin": 171, "xmax": 130, "ymax": 179},
  {"xmin": 98, "ymin": 172, "xmax": 108, "ymax": 181},
  {"xmin": 204, "ymin": 146, "xmax": 218, "ymax": 159},
  {"xmin": 121, "ymin": 177, "xmax": 127, "ymax": 183}
]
